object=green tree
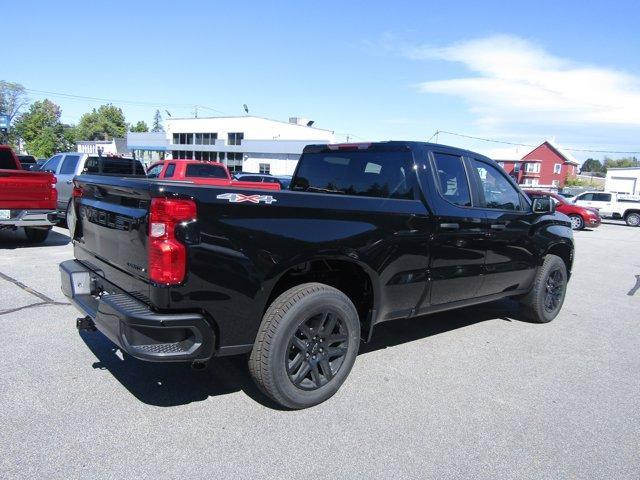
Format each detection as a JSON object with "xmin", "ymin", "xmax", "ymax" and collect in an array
[
  {"xmin": 151, "ymin": 109, "xmax": 164, "ymax": 132},
  {"xmin": 130, "ymin": 120, "xmax": 149, "ymax": 132},
  {"xmin": 13, "ymin": 99, "xmax": 75, "ymax": 157},
  {"xmin": 0, "ymin": 81, "xmax": 27, "ymax": 123},
  {"xmin": 580, "ymin": 158, "xmax": 603, "ymax": 173},
  {"xmin": 603, "ymin": 156, "xmax": 640, "ymax": 172},
  {"xmin": 75, "ymin": 104, "xmax": 127, "ymax": 140}
]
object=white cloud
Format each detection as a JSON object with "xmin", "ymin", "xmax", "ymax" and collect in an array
[{"xmin": 409, "ymin": 35, "xmax": 640, "ymax": 127}]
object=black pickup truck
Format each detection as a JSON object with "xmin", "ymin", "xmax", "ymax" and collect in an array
[{"xmin": 60, "ymin": 141, "xmax": 574, "ymax": 409}]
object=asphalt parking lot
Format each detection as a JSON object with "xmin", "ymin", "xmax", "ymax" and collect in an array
[{"xmin": 1, "ymin": 222, "xmax": 639, "ymax": 479}]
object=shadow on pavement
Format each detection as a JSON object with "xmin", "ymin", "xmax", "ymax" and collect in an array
[
  {"xmin": 0, "ymin": 228, "xmax": 70, "ymax": 249},
  {"xmin": 80, "ymin": 298, "xmax": 527, "ymax": 410}
]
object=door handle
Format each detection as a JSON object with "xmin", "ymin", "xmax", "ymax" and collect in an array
[
  {"xmin": 439, "ymin": 223, "xmax": 459, "ymax": 230},
  {"xmin": 490, "ymin": 224, "xmax": 507, "ymax": 230},
  {"xmin": 66, "ymin": 180, "xmax": 73, "ymax": 184}
]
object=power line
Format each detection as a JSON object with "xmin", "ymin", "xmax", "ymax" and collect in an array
[
  {"xmin": 24, "ymin": 88, "xmax": 231, "ymax": 115},
  {"xmin": 431, "ymin": 130, "xmax": 640, "ymax": 155}
]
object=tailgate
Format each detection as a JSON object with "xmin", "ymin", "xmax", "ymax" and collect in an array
[
  {"xmin": 0, "ymin": 170, "xmax": 57, "ymax": 209},
  {"xmin": 72, "ymin": 176, "xmax": 153, "ymax": 302}
]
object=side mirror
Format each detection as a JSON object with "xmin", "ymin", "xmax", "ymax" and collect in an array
[{"xmin": 532, "ymin": 197, "xmax": 556, "ymax": 213}]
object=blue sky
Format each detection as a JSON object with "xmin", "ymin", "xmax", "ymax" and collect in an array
[{"xmin": 5, "ymin": 0, "xmax": 640, "ymax": 161}]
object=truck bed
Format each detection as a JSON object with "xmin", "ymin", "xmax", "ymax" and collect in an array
[{"xmin": 0, "ymin": 169, "xmax": 57, "ymax": 210}]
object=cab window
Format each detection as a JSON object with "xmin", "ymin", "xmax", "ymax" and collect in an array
[
  {"xmin": 593, "ymin": 193, "xmax": 612, "ymax": 202},
  {"xmin": 471, "ymin": 159, "xmax": 523, "ymax": 211},
  {"xmin": 576, "ymin": 193, "xmax": 594, "ymax": 201},
  {"xmin": 43, "ymin": 154, "xmax": 63, "ymax": 173}
]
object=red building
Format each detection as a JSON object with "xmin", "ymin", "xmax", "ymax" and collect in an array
[{"xmin": 496, "ymin": 140, "xmax": 579, "ymax": 188}]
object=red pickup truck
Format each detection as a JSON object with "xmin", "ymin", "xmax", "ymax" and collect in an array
[
  {"xmin": 146, "ymin": 159, "xmax": 280, "ymax": 190},
  {"xmin": 0, "ymin": 145, "xmax": 58, "ymax": 242}
]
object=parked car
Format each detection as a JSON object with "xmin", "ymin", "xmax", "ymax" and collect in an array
[
  {"xmin": 0, "ymin": 145, "xmax": 58, "ymax": 242},
  {"xmin": 40, "ymin": 152, "xmax": 145, "ymax": 221},
  {"xmin": 233, "ymin": 172, "xmax": 281, "ymax": 184},
  {"xmin": 572, "ymin": 191, "xmax": 640, "ymax": 226},
  {"xmin": 274, "ymin": 175, "xmax": 293, "ymax": 189},
  {"xmin": 17, "ymin": 154, "xmax": 37, "ymax": 170},
  {"xmin": 525, "ymin": 190, "xmax": 601, "ymax": 230},
  {"xmin": 60, "ymin": 141, "xmax": 574, "ymax": 409},
  {"xmin": 147, "ymin": 159, "xmax": 280, "ymax": 190}
]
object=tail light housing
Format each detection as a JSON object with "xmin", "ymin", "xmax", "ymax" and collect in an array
[{"xmin": 148, "ymin": 198, "xmax": 197, "ymax": 285}]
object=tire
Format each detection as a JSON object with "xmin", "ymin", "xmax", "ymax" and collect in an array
[
  {"xmin": 518, "ymin": 254, "xmax": 567, "ymax": 323},
  {"xmin": 569, "ymin": 214, "xmax": 584, "ymax": 230},
  {"xmin": 24, "ymin": 227, "xmax": 51, "ymax": 243},
  {"xmin": 625, "ymin": 212, "xmax": 640, "ymax": 227},
  {"xmin": 249, "ymin": 282, "xmax": 361, "ymax": 409}
]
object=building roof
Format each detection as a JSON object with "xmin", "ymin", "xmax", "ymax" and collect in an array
[
  {"xmin": 166, "ymin": 115, "xmax": 334, "ymax": 133},
  {"xmin": 522, "ymin": 140, "xmax": 580, "ymax": 165},
  {"xmin": 495, "ymin": 158, "xmax": 542, "ymax": 163}
]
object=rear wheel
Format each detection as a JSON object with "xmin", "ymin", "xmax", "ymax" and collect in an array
[
  {"xmin": 24, "ymin": 227, "xmax": 51, "ymax": 243},
  {"xmin": 569, "ymin": 214, "xmax": 584, "ymax": 230},
  {"xmin": 625, "ymin": 212, "xmax": 640, "ymax": 227},
  {"xmin": 518, "ymin": 254, "xmax": 567, "ymax": 323},
  {"xmin": 249, "ymin": 283, "xmax": 360, "ymax": 409}
]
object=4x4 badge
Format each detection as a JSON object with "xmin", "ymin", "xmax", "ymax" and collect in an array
[{"xmin": 216, "ymin": 193, "xmax": 277, "ymax": 204}]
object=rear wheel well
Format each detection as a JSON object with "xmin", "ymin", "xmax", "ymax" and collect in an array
[
  {"xmin": 546, "ymin": 243, "xmax": 573, "ymax": 278},
  {"xmin": 265, "ymin": 260, "xmax": 374, "ymax": 332},
  {"xmin": 624, "ymin": 209, "xmax": 640, "ymax": 218}
]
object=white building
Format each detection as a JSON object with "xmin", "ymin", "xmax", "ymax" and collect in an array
[
  {"xmin": 127, "ymin": 116, "xmax": 334, "ymax": 175},
  {"xmin": 605, "ymin": 167, "xmax": 640, "ymax": 195},
  {"xmin": 77, "ymin": 138, "xmax": 128, "ymax": 155}
]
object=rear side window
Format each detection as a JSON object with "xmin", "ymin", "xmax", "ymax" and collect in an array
[
  {"xmin": 83, "ymin": 157, "xmax": 145, "ymax": 175},
  {"xmin": 0, "ymin": 150, "xmax": 17, "ymax": 169},
  {"xmin": 164, "ymin": 163, "xmax": 176, "ymax": 178},
  {"xmin": 185, "ymin": 163, "xmax": 227, "ymax": 179},
  {"xmin": 43, "ymin": 154, "xmax": 63, "ymax": 173},
  {"xmin": 433, "ymin": 153, "xmax": 472, "ymax": 207},
  {"xmin": 576, "ymin": 193, "xmax": 594, "ymax": 201},
  {"xmin": 59, "ymin": 154, "xmax": 80, "ymax": 175},
  {"xmin": 292, "ymin": 150, "xmax": 415, "ymax": 199}
]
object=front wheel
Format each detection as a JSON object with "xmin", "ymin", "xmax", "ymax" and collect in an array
[
  {"xmin": 249, "ymin": 283, "xmax": 360, "ymax": 409},
  {"xmin": 24, "ymin": 227, "xmax": 51, "ymax": 243},
  {"xmin": 569, "ymin": 214, "xmax": 584, "ymax": 230},
  {"xmin": 518, "ymin": 254, "xmax": 567, "ymax": 323},
  {"xmin": 625, "ymin": 212, "xmax": 640, "ymax": 227}
]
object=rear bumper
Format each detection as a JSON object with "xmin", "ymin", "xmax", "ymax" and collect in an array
[
  {"xmin": 59, "ymin": 259, "xmax": 215, "ymax": 362},
  {"xmin": 0, "ymin": 209, "xmax": 57, "ymax": 227}
]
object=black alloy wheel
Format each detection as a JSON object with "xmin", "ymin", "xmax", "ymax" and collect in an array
[
  {"xmin": 544, "ymin": 269, "xmax": 564, "ymax": 314},
  {"xmin": 286, "ymin": 311, "xmax": 349, "ymax": 390}
]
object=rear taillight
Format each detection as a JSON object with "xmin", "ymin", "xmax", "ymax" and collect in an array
[{"xmin": 148, "ymin": 198, "xmax": 197, "ymax": 285}]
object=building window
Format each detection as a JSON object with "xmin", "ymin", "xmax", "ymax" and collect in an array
[
  {"xmin": 227, "ymin": 152, "xmax": 243, "ymax": 172},
  {"xmin": 172, "ymin": 133, "xmax": 179, "ymax": 144},
  {"xmin": 552, "ymin": 180, "xmax": 560, "ymax": 187},
  {"xmin": 194, "ymin": 151, "xmax": 202, "ymax": 160},
  {"xmin": 218, "ymin": 152, "xmax": 225, "ymax": 162},
  {"xmin": 228, "ymin": 132, "xmax": 244, "ymax": 146},
  {"xmin": 523, "ymin": 178, "xmax": 539, "ymax": 186},
  {"xmin": 513, "ymin": 163, "xmax": 520, "ymax": 173},
  {"xmin": 497, "ymin": 161, "xmax": 505, "ymax": 169},
  {"xmin": 259, "ymin": 163, "xmax": 270, "ymax": 174},
  {"xmin": 195, "ymin": 133, "xmax": 203, "ymax": 145},
  {"xmin": 524, "ymin": 162, "xmax": 540, "ymax": 173},
  {"xmin": 554, "ymin": 163, "xmax": 562, "ymax": 174}
]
